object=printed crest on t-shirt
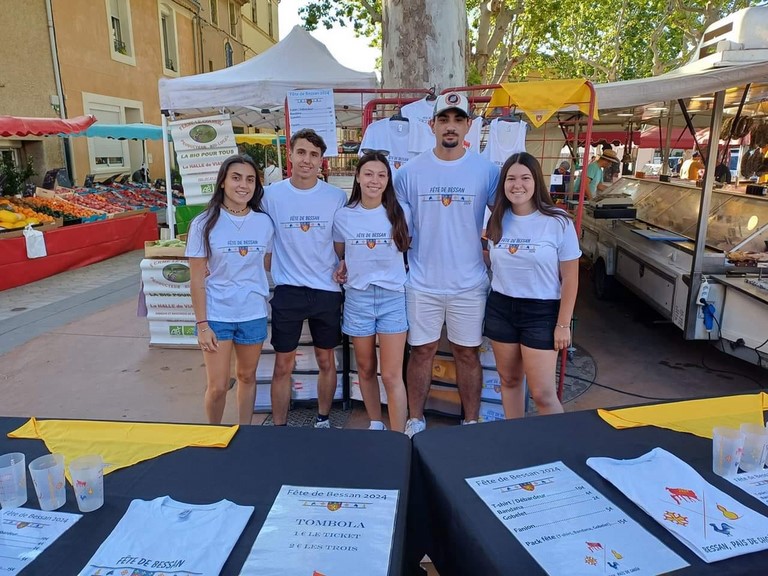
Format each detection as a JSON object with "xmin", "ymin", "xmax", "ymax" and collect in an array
[
  {"xmin": 282, "ymin": 215, "xmax": 328, "ymax": 232},
  {"xmin": 420, "ymin": 186, "xmax": 475, "ymax": 207},
  {"xmin": 496, "ymin": 237, "xmax": 536, "ymax": 254}
]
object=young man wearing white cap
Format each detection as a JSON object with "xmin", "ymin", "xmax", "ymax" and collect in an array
[{"xmin": 394, "ymin": 93, "xmax": 500, "ymax": 437}]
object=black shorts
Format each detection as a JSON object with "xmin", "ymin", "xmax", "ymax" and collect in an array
[
  {"xmin": 483, "ymin": 291, "xmax": 560, "ymax": 350},
  {"xmin": 270, "ymin": 285, "xmax": 343, "ymax": 352}
]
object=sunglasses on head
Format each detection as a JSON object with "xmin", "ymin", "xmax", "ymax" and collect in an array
[{"xmin": 361, "ymin": 148, "xmax": 390, "ymax": 157}]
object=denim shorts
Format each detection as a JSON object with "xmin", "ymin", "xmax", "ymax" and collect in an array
[
  {"xmin": 483, "ymin": 291, "xmax": 560, "ymax": 350},
  {"xmin": 343, "ymin": 285, "xmax": 408, "ymax": 337},
  {"xmin": 203, "ymin": 317, "xmax": 268, "ymax": 345}
]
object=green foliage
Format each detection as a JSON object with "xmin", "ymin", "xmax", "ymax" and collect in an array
[
  {"xmin": 299, "ymin": 0, "xmax": 763, "ymax": 85},
  {"xmin": 238, "ymin": 142, "xmax": 286, "ymax": 171},
  {"xmin": 0, "ymin": 156, "xmax": 36, "ymax": 197}
]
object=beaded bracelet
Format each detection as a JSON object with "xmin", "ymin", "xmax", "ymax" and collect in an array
[{"xmin": 555, "ymin": 324, "xmax": 570, "ymax": 329}]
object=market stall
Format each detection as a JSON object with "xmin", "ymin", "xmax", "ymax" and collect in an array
[
  {"xmin": 1, "ymin": 118, "xmax": 162, "ymax": 289},
  {"xmin": 579, "ymin": 6, "xmax": 768, "ymax": 367}
]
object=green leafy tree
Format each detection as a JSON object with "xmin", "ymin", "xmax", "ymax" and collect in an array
[
  {"xmin": 299, "ymin": 0, "xmax": 761, "ymax": 84},
  {"xmin": 0, "ymin": 156, "xmax": 36, "ymax": 197}
]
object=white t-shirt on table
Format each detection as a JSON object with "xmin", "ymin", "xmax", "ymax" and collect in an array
[
  {"xmin": 78, "ymin": 497, "xmax": 253, "ymax": 576},
  {"xmin": 401, "ymin": 97, "xmax": 436, "ymax": 153},
  {"xmin": 263, "ymin": 178, "xmax": 346, "ymax": 292},
  {"xmin": 185, "ymin": 209, "xmax": 274, "ymax": 322},
  {"xmin": 394, "ymin": 149, "xmax": 499, "ymax": 294},
  {"xmin": 359, "ymin": 118, "xmax": 415, "ymax": 171},
  {"xmin": 333, "ymin": 203, "xmax": 410, "ymax": 292},
  {"xmin": 481, "ymin": 118, "xmax": 528, "ymax": 166},
  {"xmin": 489, "ymin": 209, "xmax": 581, "ymax": 300}
]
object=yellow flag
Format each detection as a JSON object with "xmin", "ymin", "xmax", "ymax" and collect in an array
[
  {"xmin": 488, "ymin": 79, "xmax": 597, "ymax": 128},
  {"xmin": 9, "ymin": 418, "xmax": 238, "ymax": 482},
  {"xmin": 597, "ymin": 393, "xmax": 768, "ymax": 439}
]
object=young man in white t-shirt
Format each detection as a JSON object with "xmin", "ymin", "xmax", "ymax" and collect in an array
[
  {"xmin": 263, "ymin": 129, "xmax": 347, "ymax": 428},
  {"xmin": 394, "ymin": 93, "xmax": 500, "ymax": 437},
  {"xmin": 263, "ymin": 160, "xmax": 282, "ymax": 185}
]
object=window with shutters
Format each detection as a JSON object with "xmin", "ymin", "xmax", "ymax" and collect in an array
[
  {"xmin": 159, "ymin": 3, "xmax": 179, "ymax": 76},
  {"xmin": 105, "ymin": 0, "xmax": 136, "ymax": 66},
  {"xmin": 83, "ymin": 93, "xmax": 143, "ymax": 174}
]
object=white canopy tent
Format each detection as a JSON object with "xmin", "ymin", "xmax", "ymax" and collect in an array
[
  {"xmin": 157, "ymin": 26, "xmax": 378, "ymax": 235},
  {"xmin": 158, "ymin": 25, "xmax": 378, "ymax": 128}
]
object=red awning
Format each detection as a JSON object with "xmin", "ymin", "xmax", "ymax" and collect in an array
[
  {"xmin": 0, "ymin": 115, "xmax": 97, "ymax": 137},
  {"xmin": 567, "ymin": 130, "xmax": 640, "ymax": 145},
  {"xmin": 637, "ymin": 126, "xmax": 749, "ymax": 149}
]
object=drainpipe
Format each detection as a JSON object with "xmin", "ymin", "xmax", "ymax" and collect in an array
[{"xmin": 45, "ymin": 0, "xmax": 74, "ymax": 184}]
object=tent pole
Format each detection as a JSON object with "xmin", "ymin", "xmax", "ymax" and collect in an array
[
  {"xmin": 683, "ymin": 89, "xmax": 724, "ymax": 339},
  {"xmin": 161, "ymin": 114, "xmax": 176, "ymax": 239}
]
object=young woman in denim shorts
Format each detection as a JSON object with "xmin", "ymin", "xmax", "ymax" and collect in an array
[
  {"xmin": 332, "ymin": 152, "xmax": 410, "ymax": 432},
  {"xmin": 484, "ymin": 152, "xmax": 581, "ymax": 419},
  {"xmin": 186, "ymin": 155, "xmax": 274, "ymax": 424}
]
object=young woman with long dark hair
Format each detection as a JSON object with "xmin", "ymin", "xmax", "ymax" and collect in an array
[
  {"xmin": 484, "ymin": 152, "xmax": 580, "ymax": 419},
  {"xmin": 186, "ymin": 154, "xmax": 274, "ymax": 424},
  {"xmin": 332, "ymin": 152, "xmax": 410, "ymax": 432}
]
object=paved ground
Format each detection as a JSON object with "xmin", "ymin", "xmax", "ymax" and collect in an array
[{"xmin": 1, "ymin": 250, "xmax": 765, "ymax": 427}]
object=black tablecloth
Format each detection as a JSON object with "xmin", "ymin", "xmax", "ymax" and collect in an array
[
  {"xmin": 409, "ymin": 410, "xmax": 768, "ymax": 576},
  {"xmin": 0, "ymin": 417, "xmax": 411, "ymax": 575}
]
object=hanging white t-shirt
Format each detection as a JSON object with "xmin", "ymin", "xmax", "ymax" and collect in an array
[
  {"xmin": 394, "ymin": 149, "xmax": 499, "ymax": 294},
  {"xmin": 401, "ymin": 97, "xmax": 436, "ymax": 153},
  {"xmin": 185, "ymin": 209, "xmax": 274, "ymax": 322},
  {"xmin": 464, "ymin": 118, "xmax": 483, "ymax": 152},
  {"xmin": 333, "ymin": 203, "xmax": 410, "ymax": 292},
  {"xmin": 78, "ymin": 497, "xmax": 253, "ymax": 576},
  {"xmin": 359, "ymin": 118, "xmax": 415, "ymax": 170},
  {"xmin": 263, "ymin": 164, "xmax": 282, "ymax": 185},
  {"xmin": 489, "ymin": 209, "xmax": 581, "ymax": 300},
  {"xmin": 481, "ymin": 118, "xmax": 528, "ymax": 166},
  {"xmin": 263, "ymin": 179, "xmax": 346, "ymax": 292},
  {"xmin": 587, "ymin": 448, "xmax": 768, "ymax": 563}
]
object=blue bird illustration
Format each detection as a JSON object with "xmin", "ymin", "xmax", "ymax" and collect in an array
[
  {"xmin": 607, "ymin": 561, "xmax": 620, "ymax": 569},
  {"xmin": 709, "ymin": 522, "xmax": 734, "ymax": 536}
]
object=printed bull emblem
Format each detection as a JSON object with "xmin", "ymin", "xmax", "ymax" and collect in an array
[
  {"xmin": 300, "ymin": 222, "xmax": 311, "ymax": 232},
  {"xmin": 586, "ymin": 541, "xmax": 603, "ymax": 553},
  {"xmin": 666, "ymin": 487, "xmax": 699, "ymax": 505},
  {"xmin": 326, "ymin": 501, "xmax": 342, "ymax": 511},
  {"xmin": 238, "ymin": 246, "xmax": 249, "ymax": 256},
  {"xmin": 508, "ymin": 245, "xmax": 519, "ymax": 254},
  {"xmin": 366, "ymin": 239, "xmax": 377, "ymax": 249},
  {"xmin": 441, "ymin": 194, "xmax": 452, "ymax": 206}
]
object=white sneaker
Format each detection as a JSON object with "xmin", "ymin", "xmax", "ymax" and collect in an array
[
  {"xmin": 462, "ymin": 419, "xmax": 478, "ymax": 425},
  {"xmin": 404, "ymin": 417, "xmax": 426, "ymax": 438},
  {"xmin": 368, "ymin": 421, "xmax": 387, "ymax": 431},
  {"xmin": 314, "ymin": 419, "xmax": 331, "ymax": 429}
]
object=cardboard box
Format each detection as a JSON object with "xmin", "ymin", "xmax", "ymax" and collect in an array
[
  {"xmin": 0, "ymin": 217, "xmax": 63, "ymax": 239},
  {"xmin": 144, "ymin": 240, "xmax": 188, "ymax": 259}
]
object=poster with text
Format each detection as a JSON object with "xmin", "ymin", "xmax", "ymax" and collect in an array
[
  {"xmin": 467, "ymin": 462, "xmax": 688, "ymax": 575},
  {"xmin": 0, "ymin": 508, "xmax": 81, "ymax": 574},
  {"xmin": 287, "ymin": 89, "xmax": 338, "ymax": 157},
  {"xmin": 240, "ymin": 485, "xmax": 399, "ymax": 575},
  {"xmin": 169, "ymin": 114, "xmax": 238, "ymax": 206}
]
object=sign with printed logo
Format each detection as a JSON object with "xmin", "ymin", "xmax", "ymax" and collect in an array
[
  {"xmin": 287, "ymin": 89, "xmax": 338, "ymax": 157},
  {"xmin": 170, "ymin": 114, "xmax": 238, "ymax": 206}
]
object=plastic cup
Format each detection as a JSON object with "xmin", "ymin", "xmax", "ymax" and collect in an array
[
  {"xmin": 739, "ymin": 423, "xmax": 768, "ymax": 472},
  {"xmin": 69, "ymin": 455, "xmax": 104, "ymax": 512},
  {"xmin": 29, "ymin": 453, "xmax": 66, "ymax": 511},
  {"xmin": 713, "ymin": 426, "xmax": 744, "ymax": 477},
  {"xmin": 0, "ymin": 452, "xmax": 28, "ymax": 509}
]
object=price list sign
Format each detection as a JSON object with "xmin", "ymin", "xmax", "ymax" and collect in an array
[{"xmin": 467, "ymin": 462, "xmax": 688, "ymax": 575}]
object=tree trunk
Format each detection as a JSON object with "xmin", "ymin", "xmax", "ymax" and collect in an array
[{"xmin": 382, "ymin": 0, "xmax": 467, "ymax": 90}]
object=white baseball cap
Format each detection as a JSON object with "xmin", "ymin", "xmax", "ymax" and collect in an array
[{"xmin": 432, "ymin": 92, "xmax": 470, "ymax": 118}]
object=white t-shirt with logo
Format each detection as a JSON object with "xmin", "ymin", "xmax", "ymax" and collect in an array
[
  {"xmin": 394, "ymin": 149, "xmax": 499, "ymax": 294},
  {"xmin": 333, "ymin": 203, "xmax": 410, "ymax": 292},
  {"xmin": 401, "ymin": 97, "xmax": 436, "ymax": 153},
  {"xmin": 263, "ymin": 179, "xmax": 347, "ymax": 292},
  {"xmin": 481, "ymin": 118, "xmax": 528, "ymax": 166},
  {"xmin": 185, "ymin": 209, "xmax": 274, "ymax": 322},
  {"xmin": 78, "ymin": 497, "xmax": 253, "ymax": 576},
  {"xmin": 464, "ymin": 119, "xmax": 483, "ymax": 152},
  {"xmin": 359, "ymin": 118, "xmax": 415, "ymax": 171},
  {"xmin": 489, "ymin": 209, "xmax": 581, "ymax": 300}
]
